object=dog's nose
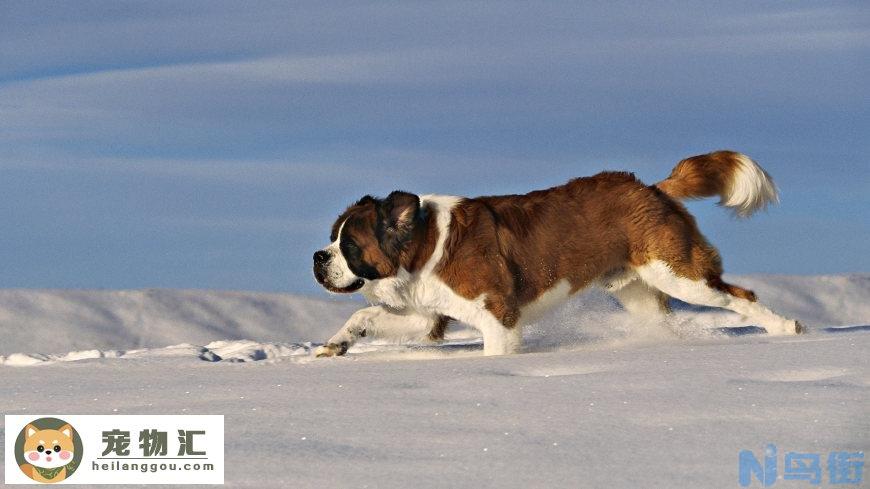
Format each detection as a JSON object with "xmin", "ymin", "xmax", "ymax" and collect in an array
[
  {"xmin": 45, "ymin": 450, "xmax": 52, "ymax": 455},
  {"xmin": 313, "ymin": 250, "xmax": 330, "ymax": 264}
]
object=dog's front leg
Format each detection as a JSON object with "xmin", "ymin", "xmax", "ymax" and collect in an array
[
  {"xmin": 314, "ymin": 306, "xmax": 437, "ymax": 357},
  {"xmin": 314, "ymin": 307, "xmax": 374, "ymax": 357},
  {"xmin": 455, "ymin": 298, "xmax": 523, "ymax": 356}
]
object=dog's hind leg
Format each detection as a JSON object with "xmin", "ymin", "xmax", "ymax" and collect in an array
[
  {"xmin": 426, "ymin": 315, "xmax": 452, "ymax": 342},
  {"xmin": 478, "ymin": 319, "xmax": 523, "ymax": 356},
  {"xmin": 609, "ymin": 277, "xmax": 671, "ymax": 318},
  {"xmin": 635, "ymin": 260, "xmax": 802, "ymax": 335},
  {"xmin": 607, "ymin": 275, "xmax": 677, "ymax": 336}
]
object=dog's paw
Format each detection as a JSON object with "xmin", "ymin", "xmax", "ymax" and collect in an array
[{"xmin": 314, "ymin": 342, "xmax": 349, "ymax": 358}]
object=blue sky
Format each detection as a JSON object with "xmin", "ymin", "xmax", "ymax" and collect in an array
[{"xmin": 1, "ymin": 1, "xmax": 868, "ymax": 295}]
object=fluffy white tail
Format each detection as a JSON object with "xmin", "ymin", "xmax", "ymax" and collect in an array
[{"xmin": 656, "ymin": 150, "xmax": 779, "ymax": 217}]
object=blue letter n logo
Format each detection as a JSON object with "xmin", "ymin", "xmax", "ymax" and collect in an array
[{"xmin": 740, "ymin": 444, "xmax": 778, "ymax": 487}]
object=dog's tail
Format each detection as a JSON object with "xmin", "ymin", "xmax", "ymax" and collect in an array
[{"xmin": 655, "ymin": 150, "xmax": 779, "ymax": 218}]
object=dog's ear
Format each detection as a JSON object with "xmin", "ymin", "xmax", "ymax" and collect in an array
[
  {"xmin": 58, "ymin": 424, "xmax": 73, "ymax": 438},
  {"xmin": 354, "ymin": 195, "xmax": 378, "ymax": 207},
  {"xmin": 378, "ymin": 191, "xmax": 420, "ymax": 256},
  {"xmin": 25, "ymin": 424, "xmax": 38, "ymax": 438},
  {"xmin": 331, "ymin": 196, "xmax": 379, "ymax": 242}
]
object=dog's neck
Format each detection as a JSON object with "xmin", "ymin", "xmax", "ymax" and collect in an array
[{"xmin": 398, "ymin": 203, "xmax": 439, "ymax": 274}]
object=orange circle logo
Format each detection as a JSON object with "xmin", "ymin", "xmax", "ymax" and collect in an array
[{"xmin": 15, "ymin": 418, "xmax": 82, "ymax": 483}]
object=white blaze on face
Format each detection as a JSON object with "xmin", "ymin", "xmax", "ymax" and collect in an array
[{"xmin": 321, "ymin": 219, "xmax": 362, "ymax": 288}]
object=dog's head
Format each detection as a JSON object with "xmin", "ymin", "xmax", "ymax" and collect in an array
[
  {"xmin": 22, "ymin": 424, "xmax": 74, "ymax": 469},
  {"xmin": 313, "ymin": 191, "xmax": 422, "ymax": 293}
]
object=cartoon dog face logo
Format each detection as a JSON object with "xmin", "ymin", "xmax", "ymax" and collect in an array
[{"xmin": 16, "ymin": 418, "xmax": 82, "ymax": 483}]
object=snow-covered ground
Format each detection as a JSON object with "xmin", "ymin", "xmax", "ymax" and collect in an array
[{"xmin": 1, "ymin": 275, "xmax": 868, "ymax": 487}]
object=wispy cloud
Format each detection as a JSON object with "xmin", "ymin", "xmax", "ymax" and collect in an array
[
  {"xmin": 4, "ymin": 24, "xmax": 867, "ymax": 91},
  {"xmin": 1, "ymin": 51, "xmax": 461, "ymax": 88},
  {"xmin": 0, "ymin": 155, "xmax": 363, "ymax": 185},
  {"xmin": 155, "ymin": 215, "xmax": 324, "ymax": 233}
]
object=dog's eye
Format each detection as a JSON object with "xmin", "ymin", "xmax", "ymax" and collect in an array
[
  {"xmin": 342, "ymin": 240, "xmax": 360, "ymax": 256},
  {"xmin": 37, "ymin": 445, "xmax": 44, "ymax": 452},
  {"xmin": 53, "ymin": 445, "xmax": 61, "ymax": 452}
]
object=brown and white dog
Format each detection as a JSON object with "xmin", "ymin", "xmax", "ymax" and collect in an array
[{"xmin": 313, "ymin": 151, "xmax": 802, "ymax": 357}]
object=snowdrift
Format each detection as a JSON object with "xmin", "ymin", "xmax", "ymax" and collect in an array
[
  {"xmin": 1, "ymin": 274, "xmax": 867, "ymax": 365},
  {"xmin": 0, "ymin": 288, "xmax": 357, "ymax": 358}
]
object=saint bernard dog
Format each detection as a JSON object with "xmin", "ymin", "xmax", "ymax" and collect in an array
[{"xmin": 312, "ymin": 150, "xmax": 802, "ymax": 357}]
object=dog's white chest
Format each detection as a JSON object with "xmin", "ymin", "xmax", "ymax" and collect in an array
[{"xmin": 363, "ymin": 271, "xmax": 452, "ymax": 315}]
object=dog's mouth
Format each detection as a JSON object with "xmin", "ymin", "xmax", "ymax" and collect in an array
[
  {"xmin": 323, "ymin": 278, "xmax": 365, "ymax": 294},
  {"xmin": 314, "ymin": 265, "xmax": 365, "ymax": 293}
]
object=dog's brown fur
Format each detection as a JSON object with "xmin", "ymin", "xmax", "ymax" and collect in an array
[{"xmin": 657, "ymin": 150, "xmax": 745, "ymax": 201}]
